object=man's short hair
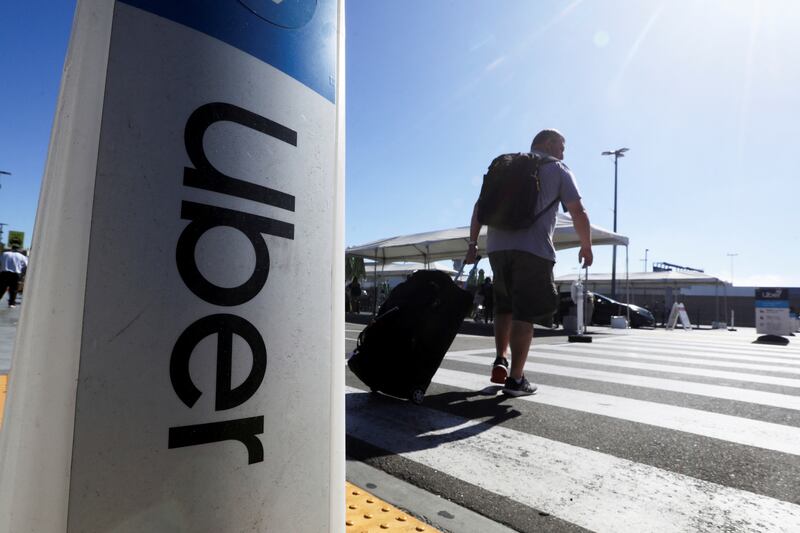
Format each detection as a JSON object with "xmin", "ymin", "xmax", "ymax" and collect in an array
[
  {"xmin": 531, "ymin": 129, "xmax": 564, "ymax": 150},
  {"xmin": 10, "ymin": 244, "xmax": 20, "ymax": 250}
]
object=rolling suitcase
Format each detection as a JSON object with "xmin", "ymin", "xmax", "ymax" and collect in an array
[{"xmin": 347, "ymin": 267, "xmax": 474, "ymax": 404}]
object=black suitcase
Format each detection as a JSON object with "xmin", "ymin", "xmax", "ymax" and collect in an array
[{"xmin": 347, "ymin": 269, "xmax": 474, "ymax": 404}]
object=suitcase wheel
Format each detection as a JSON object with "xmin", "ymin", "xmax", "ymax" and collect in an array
[{"xmin": 410, "ymin": 388, "xmax": 425, "ymax": 405}]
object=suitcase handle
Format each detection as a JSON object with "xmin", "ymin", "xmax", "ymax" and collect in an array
[{"xmin": 454, "ymin": 254, "xmax": 481, "ymax": 283}]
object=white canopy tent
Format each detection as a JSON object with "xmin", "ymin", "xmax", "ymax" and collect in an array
[
  {"xmin": 346, "ymin": 213, "xmax": 629, "ymax": 265},
  {"xmin": 357, "ymin": 262, "xmax": 456, "ymax": 288}
]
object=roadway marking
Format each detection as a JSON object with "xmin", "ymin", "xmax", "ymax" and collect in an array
[
  {"xmin": 346, "ymin": 387, "xmax": 800, "ymax": 533},
  {"xmin": 527, "ymin": 352, "xmax": 800, "ymax": 388},
  {"xmin": 612, "ymin": 337, "xmax": 800, "ymax": 357},
  {"xmin": 447, "ymin": 347, "xmax": 800, "ymax": 387},
  {"xmin": 446, "ymin": 353, "xmax": 800, "ymax": 411},
  {"xmin": 431, "ymin": 368, "xmax": 800, "ymax": 456},
  {"xmin": 537, "ymin": 343, "xmax": 800, "ymax": 370}
]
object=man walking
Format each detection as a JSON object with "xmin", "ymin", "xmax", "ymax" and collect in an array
[
  {"xmin": 465, "ymin": 129, "xmax": 593, "ymax": 396},
  {"xmin": 0, "ymin": 244, "xmax": 29, "ymax": 308}
]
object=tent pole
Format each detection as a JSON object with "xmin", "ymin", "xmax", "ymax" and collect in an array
[
  {"xmin": 626, "ymin": 245, "xmax": 630, "ymax": 324},
  {"xmin": 372, "ymin": 250, "xmax": 379, "ymax": 316}
]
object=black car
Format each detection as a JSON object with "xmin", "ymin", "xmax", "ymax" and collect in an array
[
  {"xmin": 555, "ymin": 291, "xmax": 655, "ymax": 329},
  {"xmin": 590, "ymin": 293, "xmax": 655, "ymax": 328}
]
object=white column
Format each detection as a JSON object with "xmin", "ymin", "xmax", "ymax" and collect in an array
[{"xmin": 0, "ymin": 1, "xmax": 344, "ymax": 531}]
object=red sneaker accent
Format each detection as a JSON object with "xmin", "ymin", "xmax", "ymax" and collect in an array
[{"xmin": 491, "ymin": 364, "xmax": 508, "ymax": 384}]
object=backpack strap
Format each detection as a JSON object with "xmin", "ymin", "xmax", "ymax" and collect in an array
[
  {"xmin": 530, "ymin": 197, "xmax": 560, "ymax": 226},
  {"xmin": 528, "ymin": 154, "xmax": 561, "ymax": 225}
]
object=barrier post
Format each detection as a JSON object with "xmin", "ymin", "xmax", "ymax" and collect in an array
[{"xmin": 0, "ymin": 1, "xmax": 345, "ymax": 531}]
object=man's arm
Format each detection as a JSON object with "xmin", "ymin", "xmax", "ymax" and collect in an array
[
  {"xmin": 465, "ymin": 202, "xmax": 481, "ymax": 264},
  {"xmin": 565, "ymin": 199, "xmax": 593, "ymax": 267}
]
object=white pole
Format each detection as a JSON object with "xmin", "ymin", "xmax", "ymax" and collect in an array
[
  {"xmin": 576, "ymin": 275, "xmax": 584, "ymax": 335},
  {"xmin": 626, "ymin": 245, "xmax": 631, "ymax": 325},
  {"xmin": 0, "ymin": 1, "xmax": 345, "ymax": 531}
]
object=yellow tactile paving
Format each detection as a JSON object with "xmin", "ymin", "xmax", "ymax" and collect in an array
[
  {"xmin": 0, "ymin": 374, "xmax": 7, "ymax": 429},
  {"xmin": 346, "ymin": 481, "xmax": 439, "ymax": 532}
]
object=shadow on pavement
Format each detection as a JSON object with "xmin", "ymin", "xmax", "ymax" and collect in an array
[{"xmin": 346, "ymin": 387, "xmax": 520, "ymax": 459}]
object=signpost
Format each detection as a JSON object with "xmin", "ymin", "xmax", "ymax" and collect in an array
[
  {"xmin": 0, "ymin": 1, "xmax": 345, "ymax": 531},
  {"xmin": 755, "ymin": 288, "xmax": 791, "ymax": 344},
  {"xmin": 666, "ymin": 302, "xmax": 692, "ymax": 331}
]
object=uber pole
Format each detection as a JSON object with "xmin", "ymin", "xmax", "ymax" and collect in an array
[{"xmin": 0, "ymin": 1, "xmax": 345, "ymax": 531}]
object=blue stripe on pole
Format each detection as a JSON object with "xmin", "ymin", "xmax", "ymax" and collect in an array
[
  {"xmin": 119, "ymin": 0, "xmax": 337, "ymax": 103},
  {"xmin": 755, "ymin": 300, "xmax": 789, "ymax": 308}
]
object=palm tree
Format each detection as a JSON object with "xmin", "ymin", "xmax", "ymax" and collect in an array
[{"xmin": 345, "ymin": 255, "xmax": 366, "ymax": 282}]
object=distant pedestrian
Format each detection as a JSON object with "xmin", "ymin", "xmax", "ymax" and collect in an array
[
  {"xmin": 0, "ymin": 244, "xmax": 28, "ymax": 308},
  {"xmin": 479, "ymin": 277, "xmax": 494, "ymax": 323},
  {"xmin": 466, "ymin": 129, "xmax": 593, "ymax": 396},
  {"xmin": 347, "ymin": 276, "xmax": 362, "ymax": 313},
  {"xmin": 466, "ymin": 267, "xmax": 478, "ymax": 294}
]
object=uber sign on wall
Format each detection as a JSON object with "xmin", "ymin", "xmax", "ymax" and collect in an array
[{"xmin": 66, "ymin": 1, "xmax": 341, "ymax": 531}]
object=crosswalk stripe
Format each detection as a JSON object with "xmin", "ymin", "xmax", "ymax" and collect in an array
[
  {"xmin": 539, "ymin": 342, "xmax": 800, "ymax": 369},
  {"xmin": 613, "ymin": 338, "xmax": 800, "ymax": 357},
  {"xmin": 346, "ymin": 387, "xmax": 800, "ymax": 533},
  {"xmin": 533, "ymin": 345, "xmax": 800, "ymax": 374},
  {"xmin": 431, "ymin": 368, "xmax": 800, "ymax": 456},
  {"xmin": 447, "ymin": 346, "xmax": 800, "ymax": 387},
  {"xmin": 528, "ymin": 352, "xmax": 800, "ymax": 388},
  {"xmin": 445, "ymin": 353, "xmax": 800, "ymax": 411},
  {"xmin": 612, "ymin": 336, "xmax": 800, "ymax": 357}
]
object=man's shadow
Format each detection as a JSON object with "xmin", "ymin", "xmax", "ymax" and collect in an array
[{"xmin": 346, "ymin": 385, "xmax": 522, "ymax": 459}]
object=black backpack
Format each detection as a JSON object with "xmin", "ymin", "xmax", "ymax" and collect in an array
[{"xmin": 476, "ymin": 152, "xmax": 559, "ymax": 230}]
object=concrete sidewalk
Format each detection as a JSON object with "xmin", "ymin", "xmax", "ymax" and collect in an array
[{"xmin": 0, "ymin": 304, "xmax": 20, "ymax": 375}]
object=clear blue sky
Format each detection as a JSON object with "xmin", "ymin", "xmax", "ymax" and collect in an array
[{"xmin": 3, "ymin": 1, "xmax": 799, "ymax": 286}]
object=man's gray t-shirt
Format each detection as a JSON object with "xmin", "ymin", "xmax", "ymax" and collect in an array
[{"xmin": 486, "ymin": 155, "xmax": 581, "ymax": 262}]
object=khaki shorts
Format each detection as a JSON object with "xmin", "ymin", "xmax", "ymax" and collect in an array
[{"xmin": 488, "ymin": 250, "xmax": 558, "ymax": 325}]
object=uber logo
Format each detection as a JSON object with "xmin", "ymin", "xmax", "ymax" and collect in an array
[{"xmin": 168, "ymin": 102, "xmax": 295, "ymax": 464}]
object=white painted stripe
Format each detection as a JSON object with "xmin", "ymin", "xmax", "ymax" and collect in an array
[
  {"xmin": 534, "ymin": 345, "xmax": 800, "ymax": 374},
  {"xmin": 431, "ymin": 368, "xmax": 800, "ymax": 456},
  {"xmin": 447, "ymin": 346, "xmax": 800, "ymax": 379},
  {"xmin": 445, "ymin": 353, "xmax": 800, "ymax": 411},
  {"xmin": 588, "ymin": 330, "xmax": 799, "ymax": 348},
  {"xmin": 613, "ymin": 337, "xmax": 800, "ymax": 357},
  {"xmin": 614, "ymin": 336, "xmax": 800, "ymax": 356},
  {"xmin": 541, "ymin": 342, "xmax": 800, "ymax": 369},
  {"xmin": 346, "ymin": 387, "xmax": 800, "ymax": 533},
  {"xmin": 526, "ymin": 352, "xmax": 800, "ymax": 388},
  {"xmin": 345, "ymin": 337, "xmax": 359, "ymax": 342}
]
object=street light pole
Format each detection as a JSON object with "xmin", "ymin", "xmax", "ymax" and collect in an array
[
  {"xmin": 727, "ymin": 252, "xmax": 738, "ymax": 285},
  {"xmin": 0, "ymin": 173, "xmax": 12, "ymax": 248},
  {"xmin": 601, "ymin": 148, "xmax": 628, "ymax": 300}
]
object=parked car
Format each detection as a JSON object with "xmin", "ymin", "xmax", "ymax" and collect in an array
[{"xmin": 555, "ymin": 291, "xmax": 655, "ymax": 329}]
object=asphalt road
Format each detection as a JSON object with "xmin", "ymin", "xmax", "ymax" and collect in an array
[{"xmin": 345, "ymin": 322, "xmax": 800, "ymax": 533}]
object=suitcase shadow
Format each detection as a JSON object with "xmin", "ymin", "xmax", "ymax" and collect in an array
[{"xmin": 346, "ymin": 388, "xmax": 521, "ymax": 457}]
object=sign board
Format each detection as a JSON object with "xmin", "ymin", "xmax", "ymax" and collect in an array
[
  {"xmin": 666, "ymin": 302, "xmax": 692, "ymax": 331},
  {"xmin": 6, "ymin": 231, "xmax": 24, "ymax": 248},
  {"xmin": 755, "ymin": 288, "xmax": 792, "ymax": 336},
  {"xmin": 0, "ymin": 1, "xmax": 345, "ymax": 532}
]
